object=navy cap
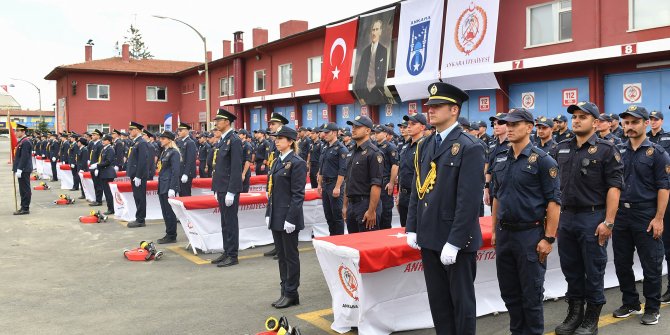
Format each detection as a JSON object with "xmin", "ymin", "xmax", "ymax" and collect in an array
[
  {"xmin": 619, "ymin": 105, "xmax": 649, "ymax": 120},
  {"xmin": 177, "ymin": 122, "xmax": 191, "ymax": 130},
  {"xmin": 343, "ymin": 130, "xmax": 352, "ymax": 136},
  {"xmin": 457, "ymin": 116, "xmax": 470, "ymax": 128},
  {"xmin": 214, "ymin": 108, "xmax": 237, "ymax": 122},
  {"xmin": 609, "ymin": 113, "xmax": 620, "ymax": 120},
  {"xmin": 425, "ymin": 82, "xmax": 469, "ymax": 106},
  {"xmin": 489, "ymin": 112, "xmax": 507, "ymax": 122},
  {"xmin": 15, "ymin": 123, "xmax": 28, "ymax": 131},
  {"xmin": 159, "ymin": 130, "xmax": 176, "ymax": 141},
  {"xmin": 237, "ymin": 129, "xmax": 249, "ymax": 136},
  {"xmin": 274, "ymin": 125, "xmax": 298, "ymax": 140},
  {"xmin": 269, "ymin": 113, "xmax": 289, "ymax": 125},
  {"xmin": 598, "ymin": 114, "xmax": 613, "ymax": 122},
  {"xmin": 469, "ymin": 121, "xmax": 481, "ymax": 130},
  {"xmin": 478, "ymin": 121, "xmax": 487, "ymax": 128},
  {"xmin": 567, "ymin": 101, "xmax": 600, "ymax": 119},
  {"xmin": 650, "ymin": 110, "xmax": 664, "ymax": 120},
  {"xmin": 321, "ymin": 122, "xmax": 339, "ymax": 132},
  {"xmin": 298, "ymin": 126, "xmax": 308, "ymax": 132},
  {"xmin": 78, "ymin": 137, "xmax": 89, "ymax": 146},
  {"xmin": 92, "ymin": 129, "xmax": 103, "ymax": 136},
  {"xmin": 500, "ymin": 108, "xmax": 534, "ymax": 124},
  {"xmin": 128, "ymin": 121, "xmax": 144, "ymax": 130},
  {"xmin": 142, "ymin": 129, "xmax": 155, "ymax": 138},
  {"xmin": 112, "ymin": 129, "xmax": 122, "ymax": 135},
  {"xmin": 397, "ymin": 121, "xmax": 408, "ymax": 128},
  {"xmin": 102, "ymin": 134, "xmax": 113, "ymax": 142},
  {"xmin": 385, "ymin": 123, "xmax": 395, "ymax": 129},
  {"xmin": 403, "ymin": 113, "xmax": 428, "ymax": 126},
  {"xmin": 346, "ymin": 115, "xmax": 374, "ymax": 129},
  {"xmin": 372, "ymin": 124, "xmax": 383, "ymax": 133},
  {"xmin": 554, "ymin": 114, "xmax": 569, "ymax": 122},
  {"xmin": 535, "ymin": 116, "xmax": 554, "ymax": 128}
]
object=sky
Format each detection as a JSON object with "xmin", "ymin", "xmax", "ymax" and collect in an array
[{"xmin": 0, "ymin": 0, "xmax": 396, "ymax": 111}]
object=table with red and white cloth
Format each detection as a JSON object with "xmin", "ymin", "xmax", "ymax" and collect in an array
[
  {"xmin": 37, "ymin": 157, "xmax": 53, "ymax": 180},
  {"xmin": 79, "ymin": 171, "xmax": 131, "ymax": 202},
  {"xmin": 167, "ymin": 190, "xmax": 329, "ymax": 253},
  {"xmin": 313, "ymin": 217, "xmax": 651, "ymax": 335},
  {"xmin": 57, "ymin": 164, "xmax": 74, "ymax": 189}
]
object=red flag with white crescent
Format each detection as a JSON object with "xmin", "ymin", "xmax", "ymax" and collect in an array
[{"xmin": 319, "ymin": 18, "xmax": 358, "ymax": 105}]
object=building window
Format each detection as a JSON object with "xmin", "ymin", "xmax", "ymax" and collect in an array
[
  {"xmin": 147, "ymin": 124, "xmax": 161, "ymax": 133},
  {"xmin": 199, "ymin": 83, "xmax": 206, "ymax": 100},
  {"xmin": 146, "ymin": 86, "xmax": 167, "ymax": 101},
  {"xmin": 307, "ymin": 57, "xmax": 322, "ymax": 83},
  {"xmin": 279, "ymin": 64, "xmax": 293, "ymax": 88},
  {"xmin": 630, "ymin": 0, "xmax": 670, "ymax": 30},
  {"xmin": 86, "ymin": 84, "xmax": 110, "ymax": 100},
  {"xmin": 254, "ymin": 70, "xmax": 266, "ymax": 92},
  {"xmin": 87, "ymin": 124, "xmax": 110, "ymax": 133},
  {"xmin": 220, "ymin": 76, "xmax": 235, "ymax": 96},
  {"xmin": 527, "ymin": 0, "xmax": 572, "ymax": 47},
  {"xmin": 228, "ymin": 76, "xmax": 235, "ymax": 96}
]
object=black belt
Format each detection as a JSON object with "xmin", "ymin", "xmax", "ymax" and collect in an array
[
  {"xmin": 322, "ymin": 177, "xmax": 336, "ymax": 183},
  {"xmin": 347, "ymin": 196, "xmax": 369, "ymax": 204},
  {"xmin": 619, "ymin": 201, "xmax": 656, "ymax": 209},
  {"xmin": 562, "ymin": 204, "xmax": 606, "ymax": 213},
  {"xmin": 499, "ymin": 221, "xmax": 542, "ymax": 232},
  {"xmin": 400, "ymin": 187, "xmax": 411, "ymax": 194}
]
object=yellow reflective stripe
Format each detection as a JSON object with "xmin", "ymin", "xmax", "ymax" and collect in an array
[{"xmin": 429, "ymin": 96, "xmax": 458, "ymax": 104}]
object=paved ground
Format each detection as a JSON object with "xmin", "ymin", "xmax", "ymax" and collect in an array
[{"xmin": 0, "ymin": 138, "xmax": 668, "ymax": 335}]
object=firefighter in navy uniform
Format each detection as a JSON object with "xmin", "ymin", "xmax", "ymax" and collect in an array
[
  {"xmin": 48, "ymin": 132, "xmax": 60, "ymax": 181},
  {"xmin": 12, "ymin": 123, "xmax": 33, "ymax": 215},
  {"xmin": 374, "ymin": 124, "xmax": 399, "ymax": 229},
  {"xmin": 597, "ymin": 114, "xmax": 622, "ymax": 145},
  {"xmin": 75, "ymin": 137, "xmax": 89, "ymax": 199},
  {"xmin": 176, "ymin": 122, "xmax": 197, "ymax": 196},
  {"xmin": 197, "ymin": 132, "xmax": 212, "ymax": 178},
  {"xmin": 535, "ymin": 116, "xmax": 558, "ymax": 156},
  {"xmin": 67, "ymin": 132, "xmax": 80, "ymax": 191},
  {"xmin": 92, "ymin": 135, "xmax": 117, "ymax": 215},
  {"xmin": 238, "ymin": 129, "xmax": 254, "ymax": 193},
  {"xmin": 88, "ymin": 130, "xmax": 103, "ymax": 206},
  {"xmin": 483, "ymin": 112, "xmax": 509, "ymax": 208},
  {"xmin": 308, "ymin": 128, "xmax": 323, "ymax": 189},
  {"xmin": 343, "ymin": 116, "xmax": 383, "ymax": 234},
  {"xmin": 491, "ymin": 108, "xmax": 561, "ymax": 335},
  {"xmin": 612, "ymin": 105, "xmax": 670, "ymax": 325},
  {"xmin": 316, "ymin": 122, "xmax": 348, "ymax": 235},
  {"xmin": 112, "ymin": 129, "xmax": 126, "ymax": 170},
  {"xmin": 397, "ymin": 114, "xmax": 427, "ymax": 226},
  {"xmin": 126, "ymin": 122, "xmax": 150, "ymax": 228},
  {"xmin": 209, "ymin": 109, "xmax": 244, "ymax": 268},
  {"xmin": 297, "ymin": 127, "xmax": 312, "ymax": 162},
  {"xmin": 553, "ymin": 102, "xmax": 624, "ymax": 335},
  {"xmin": 405, "ymin": 83, "xmax": 485, "ymax": 335},
  {"xmin": 156, "ymin": 131, "xmax": 182, "ymax": 244},
  {"xmin": 554, "ymin": 114, "xmax": 575, "ymax": 143},
  {"xmin": 610, "ymin": 113, "xmax": 625, "ymax": 139},
  {"xmin": 648, "ymin": 111, "xmax": 666, "ymax": 143},
  {"xmin": 265, "ymin": 126, "xmax": 307, "ymax": 309},
  {"xmin": 254, "ymin": 130, "xmax": 270, "ymax": 175}
]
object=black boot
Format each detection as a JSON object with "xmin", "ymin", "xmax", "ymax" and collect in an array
[
  {"xmin": 555, "ymin": 299, "xmax": 585, "ymax": 335},
  {"xmin": 574, "ymin": 303, "xmax": 603, "ymax": 335}
]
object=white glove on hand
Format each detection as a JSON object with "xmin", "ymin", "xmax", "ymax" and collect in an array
[
  {"xmin": 168, "ymin": 189, "xmax": 176, "ymax": 198},
  {"xmin": 214, "ymin": 192, "xmax": 218, "ymax": 201},
  {"xmin": 406, "ymin": 232, "xmax": 420, "ymax": 250},
  {"xmin": 225, "ymin": 192, "xmax": 234, "ymax": 207},
  {"xmin": 15, "ymin": 169, "xmax": 22, "ymax": 178},
  {"xmin": 42, "ymin": 154, "xmax": 45, "ymax": 158},
  {"xmin": 265, "ymin": 217, "xmax": 270, "ymax": 228},
  {"xmin": 89, "ymin": 163, "xmax": 98, "ymax": 170},
  {"xmin": 94, "ymin": 170, "xmax": 99, "ymax": 177},
  {"xmin": 284, "ymin": 221, "xmax": 296, "ymax": 234},
  {"xmin": 87, "ymin": 160, "xmax": 90, "ymax": 165},
  {"xmin": 133, "ymin": 177, "xmax": 141, "ymax": 187},
  {"xmin": 114, "ymin": 166, "xmax": 119, "ymax": 172},
  {"xmin": 70, "ymin": 164, "xmax": 75, "ymax": 168},
  {"xmin": 181, "ymin": 174, "xmax": 188, "ymax": 183},
  {"xmin": 440, "ymin": 243, "xmax": 460, "ymax": 266},
  {"xmin": 51, "ymin": 157, "xmax": 56, "ymax": 161}
]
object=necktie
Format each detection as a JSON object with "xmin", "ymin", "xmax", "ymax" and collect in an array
[
  {"xmin": 366, "ymin": 45, "xmax": 377, "ymax": 92},
  {"xmin": 435, "ymin": 134, "xmax": 442, "ymax": 154}
]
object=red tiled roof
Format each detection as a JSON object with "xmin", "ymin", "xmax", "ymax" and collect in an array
[
  {"xmin": 45, "ymin": 57, "xmax": 201, "ymax": 80},
  {"xmin": 1, "ymin": 109, "xmax": 54, "ymax": 117}
]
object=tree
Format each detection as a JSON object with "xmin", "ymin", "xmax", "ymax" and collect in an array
[
  {"xmin": 117, "ymin": 24, "xmax": 154, "ymax": 59},
  {"xmin": 37, "ymin": 120, "xmax": 49, "ymax": 133}
]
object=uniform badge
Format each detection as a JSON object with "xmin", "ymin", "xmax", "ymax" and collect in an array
[
  {"xmin": 341, "ymin": 153, "xmax": 346, "ymax": 159},
  {"xmin": 646, "ymin": 147, "xmax": 654, "ymax": 157},
  {"xmin": 226, "ymin": 139, "xmax": 230, "ymax": 145},
  {"xmin": 614, "ymin": 152, "xmax": 621, "ymax": 162},
  {"xmin": 549, "ymin": 167, "xmax": 558, "ymax": 179},
  {"xmin": 609, "ymin": 138, "xmax": 615, "ymax": 143},
  {"xmin": 362, "ymin": 149, "xmax": 367, "ymax": 155},
  {"xmin": 451, "ymin": 143, "xmax": 460, "ymax": 156},
  {"xmin": 430, "ymin": 84, "xmax": 438, "ymax": 95},
  {"xmin": 566, "ymin": 133, "xmax": 571, "ymax": 138},
  {"xmin": 628, "ymin": 105, "xmax": 637, "ymax": 111},
  {"xmin": 284, "ymin": 162, "xmax": 291, "ymax": 170},
  {"xmin": 507, "ymin": 142, "xmax": 512, "ymax": 147},
  {"xmin": 528, "ymin": 153, "xmax": 538, "ymax": 164},
  {"xmin": 391, "ymin": 151, "xmax": 396, "ymax": 157},
  {"xmin": 588, "ymin": 146, "xmax": 597, "ymax": 155},
  {"xmin": 376, "ymin": 154, "xmax": 383, "ymax": 164},
  {"xmin": 666, "ymin": 165, "xmax": 670, "ymax": 174},
  {"xmin": 355, "ymin": 116, "xmax": 361, "ymax": 121}
]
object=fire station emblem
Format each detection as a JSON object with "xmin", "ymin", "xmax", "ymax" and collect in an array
[
  {"xmin": 338, "ymin": 264, "xmax": 359, "ymax": 301},
  {"xmin": 454, "ymin": 3, "xmax": 488, "ymax": 55}
]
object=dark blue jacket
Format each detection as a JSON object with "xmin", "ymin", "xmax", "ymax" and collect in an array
[
  {"xmin": 76, "ymin": 146, "xmax": 89, "ymax": 172},
  {"xmin": 48, "ymin": 139, "xmax": 60, "ymax": 161},
  {"xmin": 96, "ymin": 145, "xmax": 117, "ymax": 180},
  {"xmin": 177, "ymin": 136, "xmax": 197, "ymax": 178},
  {"xmin": 127, "ymin": 136, "xmax": 149, "ymax": 180},
  {"xmin": 113, "ymin": 139, "xmax": 126, "ymax": 168},
  {"xmin": 211, "ymin": 131, "xmax": 243, "ymax": 194},
  {"xmin": 13, "ymin": 136, "xmax": 33, "ymax": 172},
  {"xmin": 158, "ymin": 147, "xmax": 181, "ymax": 195},
  {"xmin": 265, "ymin": 151, "xmax": 307, "ymax": 231},
  {"xmin": 89, "ymin": 140, "xmax": 103, "ymax": 166}
]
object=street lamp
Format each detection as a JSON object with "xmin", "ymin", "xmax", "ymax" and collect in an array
[
  {"xmin": 153, "ymin": 15, "xmax": 210, "ymax": 130},
  {"xmin": 10, "ymin": 78, "xmax": 43, "ymax": 123}
]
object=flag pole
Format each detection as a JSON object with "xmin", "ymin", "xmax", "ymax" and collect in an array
[{"xmin": 8, "ymin": 111, "xmax": 18, "ymax": 211}]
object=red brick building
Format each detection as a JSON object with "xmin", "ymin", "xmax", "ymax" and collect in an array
[{"xmin": 45, "ymin": 0, "xmax": 670, "ymax": 133}]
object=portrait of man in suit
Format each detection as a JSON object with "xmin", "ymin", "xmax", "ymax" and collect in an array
[{"xmin": 353, "ymin": 12, "xmax": 395, "ymax": 106}]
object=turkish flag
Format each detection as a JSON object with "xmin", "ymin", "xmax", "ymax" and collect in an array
[{"xmin": 319, "ymin": 18, "xmax": 358, "ymax": 106}]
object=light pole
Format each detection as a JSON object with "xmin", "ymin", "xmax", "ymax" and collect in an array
[
  {"xmin": 153, "ymin": 15, "xmax": 210, "ymax": 130},
  {"xmin": 10, "ymin": 78, "xmax": 43, "ymax": 123}
]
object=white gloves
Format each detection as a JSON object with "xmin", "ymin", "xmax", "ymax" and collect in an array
[
  {"xmin": 214, "ymin": 192, "xmax": 218, "ymax": 201},
  {"xmin": 114, "ymin": 166, "xmax": 119, "ymax": 172},
  {"xmin": 133, "ymin": 177, "xmax": 141, "ymax": 187},
  {"xmin": 15, "ymin": 169, "xmax": 22, "ymax": 178},
  {"xmin": 181, "ymin": 174, "xmax": 188, "ymax": 183},
  {"xmin": 440, "ymin": 243, "xmax": 460, "ymax": 266},
  {"xmin": 168, "ymin": 189, "xmax": 176, "ymax": 198},
  {"xmin": 89, "ymin": 163, "xmax": 98, "ymax": 170},
  {"xmin": 87, "ymin": 160, "xmax": 90, "ymax": 165},
  {"xmin": 94, "ymin": 170, "xmax": 99, "ymax": 176},
  {"xmin": 284, "ymin": 221, "xmax": 296, "ymax": 234},
  {"xmin": 42, "ymin": 154, "xmax": 46, "ymax": 158},
  {"xmin": 265, "ymin": 216, "xmax": 270, "ymax": 228},
  {"xmin": 225, "ymin": 192, "xmax": 235, "ymax": 207},
  {"xmin": 406, "ymin": 232, "xmax": 420, "ymax": 250},
  {"xmin": 70, "ymin": 164, "xmax": 75, "ymax": 168},
  {"xmin": 51, "ymin": 157, "xmax": 56, "ymax": 161}
]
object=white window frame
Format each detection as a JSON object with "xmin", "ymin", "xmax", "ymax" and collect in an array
[
  {"xmin": 307, "ymin": 56, "xmax": 322, "ymax": 84},
  {"xmin": 228, "ymin": 76, "xmax": 235, "ymax": 96},
  {"xmin": 87, "ymin": 124, "xmax": 110, "ymax": 133},
  {"xmin": 526, "ymin": 0, "xmax": 573, "ymax": 48},
  {"xmin": 628, "ymin": 0, "xmax": 670, "ymax": 31},
  {"xmin": 86, "ymin": 84, "xmax": 110, "ymax": 100},
  {"xmin": 199, "ymin": 83, "xmax": 206, "ymax": 101},
  {"xmin": 219, "ymin": 77, "xmax": 229, "ymax": 97},
  {"xmin": 254, "ymin": 70, "xmax": 266, "ymax": 92},
  {"xmin": 146, "ymin": 86, "xmax": 167, "ymax": 102},
  {"xmin": 278, "ymin": 63, "xmax": 293, "ymax": 88}
]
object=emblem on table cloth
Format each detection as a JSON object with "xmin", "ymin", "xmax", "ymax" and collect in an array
[
  {"xmin": 646, "ymin": 147, "xmax": 654, "ymax": 157},
  {"xmin": 338, "ymin": 264, "xmax": 359, "ymax": 301},
  {"xmin": 187, "ymin": 221, "xmax": 194, "ymax": 229},
  {"xmin": 114, "ymin": 192, "xmax": 124, "ymax": 206},
  {"xmin": 451, "ymin": 143, "xmax": 460, "ymax": 156},
  {"xmin": 588, "ymin": 146, "xmax": 597, "ymax": 155}
]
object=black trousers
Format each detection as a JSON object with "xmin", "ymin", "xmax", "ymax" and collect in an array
[
  {"xmin": 217, "ymin": 192, "xmax": 240, "ymax": 258},
  {"xmin": 242, "ymin": 171, "xmax": 251, "ymax": 193},
  {"xmin": 159, "ymin": 193, "xmax": 178, "ymax": 237},
  {"xmin": 397, "ymin": 189, "xmax": 410, "ymax": 227},
  {"xmin": 421, "ymin": 248, "xmax": 477, "ymax": 335},
  {"xmin": 322, "ymin": 181, "xmax": 344, "ymax": 235},
  {"xmin": 102, "ymin": 178, "xmax": 114, "ymax": 212},
  {"xmin": 379, "ymin": 184, "xmax": 394, "ymax": 229},
  {"xmin": 199, "ymin": 165, "xmax": 208, "ymax": 179},
  {"xmin": 17, "ymin": 171, "xmax": 31, "ymax": 210},
  {"xmin": 308, "ymin": 162, "xmax": 319, "ymax": 188},
  {"xmin": 132, "ymin": 179, "xmax": 147, "ymax": 222},
  {"xmin": 71, "ymin": 167, "xmax": 80, "ymax": 190},
  {"xmin": 50, "ymin": 161, "xmax": 58, "ymax": 181},
  {"xmin": 180, "ymin": 179, "xmax": 192, "ymax": 197},
  {"xmin": 255, "ymin": 162, "xmax": 267, "ymax": 175},
  {"xmin": 346, "ymin": 197, "xmax": 381, "ymax": 234},
  {"xmin": 272, "ymin": 229, "xmax": 300, "ymax": 298},
  {"xmin": 92, "ymin": 174, "xmax": 103, "ymax": 203}
]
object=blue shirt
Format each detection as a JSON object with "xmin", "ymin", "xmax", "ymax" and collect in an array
[{"xmin": 619, "ymin": 138, "xmax": 670, "ymax": 203}]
